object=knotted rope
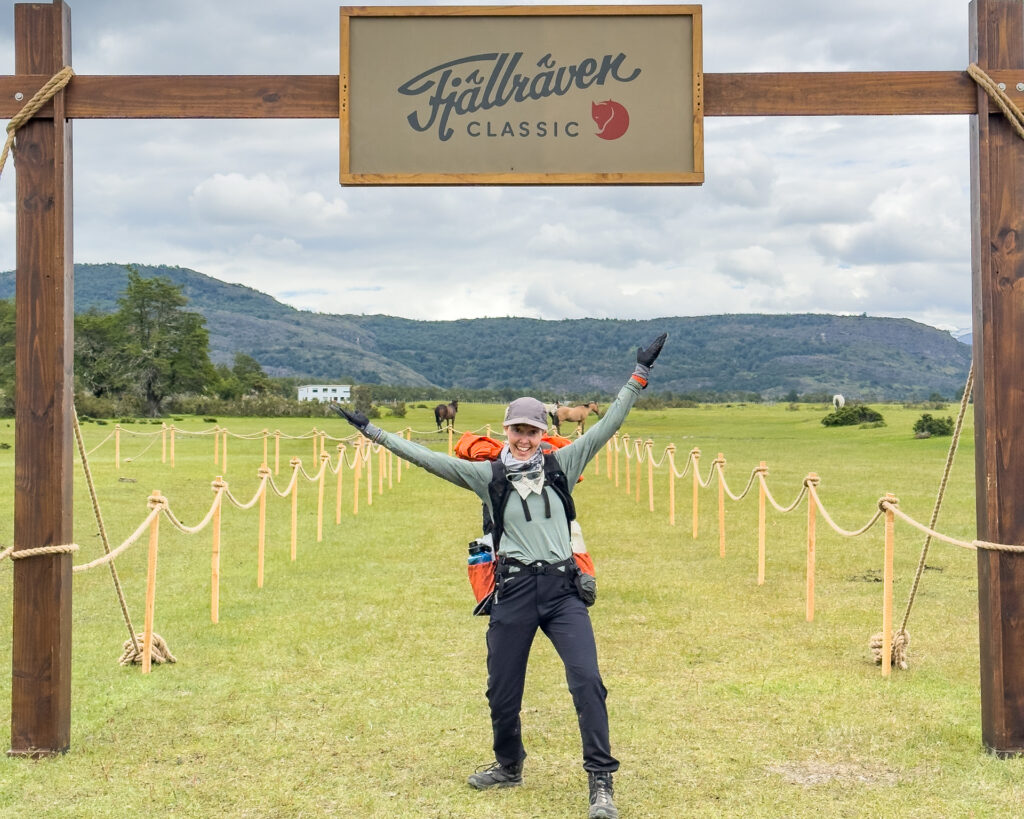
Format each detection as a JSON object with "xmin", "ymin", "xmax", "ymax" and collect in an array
[{"xmin": 0, "ymin": 66, "xmax": 75, "ymax": 179}]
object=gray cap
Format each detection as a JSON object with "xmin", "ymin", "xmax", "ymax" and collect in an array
[{"xmin": 503, "ymin": 397, "xmax": 548, "ymax": 430}]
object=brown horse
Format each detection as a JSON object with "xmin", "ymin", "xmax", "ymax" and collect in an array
[
  {"xmin": 434, "ymin": 399, "xmax": 458, "ymax": 431},
  {"xmin": 553, "ymin": 401, "xmax": 599, "ymax": 435}
]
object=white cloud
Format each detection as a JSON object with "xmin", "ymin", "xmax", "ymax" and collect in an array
[{"xmin": 0, "ymin": 0, "xmax": 977, "ymax": 331}]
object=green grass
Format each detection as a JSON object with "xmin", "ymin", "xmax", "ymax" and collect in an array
[{"xmin": 2, "ymin": 401, "xmax": 1021, "ymax": 818}]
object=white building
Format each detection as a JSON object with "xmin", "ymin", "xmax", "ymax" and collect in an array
[{"xmin": 297, "ymin": 384, "xmax": 352, "ymax": 402}]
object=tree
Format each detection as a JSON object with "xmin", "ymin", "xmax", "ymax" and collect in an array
[
  {"xmin": 116, "ymin": 266, "xmax": 216, "ymax": 415},
  {"xmin": 231, "ymin": 352, "xmax": 269, "ymax": 395},
  {"xmin": 75, "ymin": 308, "xmax": 134, "ymax": 398}
]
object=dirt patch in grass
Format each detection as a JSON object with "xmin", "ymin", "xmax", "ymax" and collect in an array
[{"xmin": 766, "ymin": 760, "xmax": 901, "ymax": 787}]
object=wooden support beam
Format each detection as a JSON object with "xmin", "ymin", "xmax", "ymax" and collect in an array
[
  {"xmin": 4, "ymin": 69, "xmax": 1024, "ymax": 120},
  {"xmin": 971, "ymin": 0, "xmax": 1024, "ymax": 756},
  {"xmin": 10, "ymin": 0, "xmax": 74, "ymax": 757}
]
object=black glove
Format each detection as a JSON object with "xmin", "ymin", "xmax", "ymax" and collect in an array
[
  {"xmin": 330, "ymin": 403, "xmax": 369, "ymax": 431},
  {"xmin": 637, "ymin": 332, "xmax": 668, "ymax": 367}
]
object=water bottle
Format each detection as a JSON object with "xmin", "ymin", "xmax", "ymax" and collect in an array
[{"xmin": 468, "ymin": 537, "xmax": 494, "ymax": 566}]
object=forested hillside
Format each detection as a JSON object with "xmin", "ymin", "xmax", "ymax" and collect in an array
[{"xmin": 0, "ymin": 264, "xmax": 972, "ymax": 400}]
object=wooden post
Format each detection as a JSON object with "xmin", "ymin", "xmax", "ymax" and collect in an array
[
  {"xmin": 691, "ymin": 448, "xmax": 700, "ymax": 540},
  {"xmin": 311, "ymin": 427, "xmax": 318, "ymax": 463},
  {"xmin": 647, "ymin": 440, "xmax": 655, "ymax": 512},
  {"xmin": 366, "ymin": 442, "xmax": 373, "ymax": 506},
  {"xmin": 274, "ymin": 429, "xmax": 280, "ymax": 474},
  {"xmin": 613, "ymin": 434, "xmax": 620, "ymax": 487},
  {"xmin": 634, "ymin": 442, "xmax": 641, "ymax": 502},
  {"xmin": 378, "ymin": 444, "xmax": 384, "ymax": 495},
  {"xmin": 971, "ymin": 0, "xmax": 1024, "ymax": 755},
  {"xmin": 716, "ymin": 453, "xmax": 726, "ymax": 557},
  {"xmin": 11, "ymin": 0, "xmax": 74, "ymax": 756},
  {"xmin": 114, "ymin": 424, "xmax": 121, "ymax": 469},
  {"xmin": 221, "ymin": 428, "xmax": 228, "ymax": 473},
  {"xmin": 290, "ymin": 457, "xmax": 300, "ymax": 560},
  {"xmin": 882, "ymin": 493, "xmax": 897, "ymax": 677},
  {"xmin": 605, "ymin": 439, "xmax": 613, "ymax": 482},
  {"xmin": 758, "ymin": 461, "xmax": 767, "ymax": 586},
  {"xmin": 262, "ymin": 428, "xmax": 268, "ymax": 466},
  {"xmin": 257, "ymin": 467, "xmax": 268, "ymax": 588},
  {"xmin": 317, "ymin": 452, "xmax": 328, "ymax": 542},
  {"xmin": 142, "ymin": 491, "xmax": 162, "ymax": 675},
  {"xmin": 806, "ymin": 474, "xmax": 820, "ymax": 622},
  {"xmin": 210, "ymin": 478, "xmax": 223, "ymax": 624},
  {"xmin": 353, "ymin": 439, "xmax": 361, "ymax": 515},
  {"xmin": 336, "ymin": 444, "xmax": 344, "ymax": 524},
  {"xmin": 623, "ymin": 434, "xmax": 631, "ymax": 495},
  {"xmin": 666, "ymin": 445, "xmax": 676, "ymax": 526},
  {"xmin": 447, "ymin": 425, "xmax": 453, "ymax": 456}
]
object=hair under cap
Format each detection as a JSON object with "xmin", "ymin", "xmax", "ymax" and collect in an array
[{"xmin": 503, "ymin": 397, "xmax": 548, "ymax": 430}]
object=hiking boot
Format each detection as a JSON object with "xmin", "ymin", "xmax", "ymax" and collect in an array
[
  {"xmin": 588, "ymin": 771, "xmax": 618, "ymax": 819},
  {"xmin": 467, "ymin": 760, "xmax": 523, "ymax": 790}
]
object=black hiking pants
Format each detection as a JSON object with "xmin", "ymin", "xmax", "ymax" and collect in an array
[{"xmin": 486, "ymin": 562, "xmax": 619, "ymax": 773}]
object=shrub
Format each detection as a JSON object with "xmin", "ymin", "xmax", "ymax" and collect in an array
[
  {"xmin": 390, "ymin": 401, "xmax": 407, "ymax": 418},
  {"xmin": 203, "ymin": 417, "xmax": 218, "ymax": 424},
  {"xmin": 914, "ymin": 413, "xmax": 954, "ymax": 437},
  {"xmin": 821, "ymin": 404, "xmax": 885, "ymax": 427}
]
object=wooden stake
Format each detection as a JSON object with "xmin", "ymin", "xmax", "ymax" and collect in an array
[
  {"xmin": 366, "ymin": 443, "xmax": 373, "ymax": 506},
  {"xmin": 758, "ymin": 461, "xmax": 767, "ymax": 586},
  {"xmin": 666, "ymin": 445, "xmax": 676, "ymax": 526},
  {"xmin": 257, "ymin": 467, "xmax": 267, "ymax": 588},
  {"xmin": 806, "ymin": 474, "xmax": 819, "ymax": 622},
  {"xmin": 317, "ymin": 453, "xmax": 328, "ymax": 542},
  {"xmin": 388, "ymin": 449, "xmax": 394, "ymax": 490},
  {"xmin": 274, "ymin": 430, "xmax": 280, "ymax": 475},
  {"xmin": 312, "ymin": 427, "xmax": 318, "ymax": 463},
  {"xmin": 882, "ymin": 493, "xmax": 897, "ymax": 677},
  {"xmin": 448, "ymin": 426, "xmax": 453, "ymax": 456},
  {"xmin": 290, "ymin": 458, "xmax": 299, "ymax": 560},
  {"xmin": 262, "ymin": 429, "xmax": 268, "ymax": 467},
  {"xmin": 691, "ymin": 448, "xmax": 700, "ymax": 540},
  {"xmin": 115, "ymin": 424, "xmax": 121, "ymax": 470},
  {"xmin": 353, "ymin": 439, "xmax": 361, "ymax": 515},
  {"xmin": 606, "ymin": 439, "xmax": 613, "ymax": 482},
  {"xmin": 623, "ymin": 434, "xmax": 631, "ymax": 495},
  {"xmin": 143, "ymin": 491, "xmax": 162, "ymax": 674},
  {"xmin": 646, "ymin": 439, "xmax": 654, "ymax": 510},
  {"xmin": 717, "ymin": 453, "xmax": 726, "ymax": 557},
  {"xmin": 336, "ymin": 444, "xmax": 344, "ymax": 524},
  {"xmin": 378, "ymin": 445, "xmax": 384, "ymax": 495},
  {"xmin": 211, "ymin": 478, "xmax": 223, "ymax": 623}
]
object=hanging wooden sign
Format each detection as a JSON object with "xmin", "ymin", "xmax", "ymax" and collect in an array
[{"xmin": 340, "ymin": 5, "xmax": 703, "ymax": 185}]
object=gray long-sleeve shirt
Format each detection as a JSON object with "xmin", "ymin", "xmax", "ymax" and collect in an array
[{"xmin": 365, "ymin": 380, "xmax": 642, "ymax": 563}]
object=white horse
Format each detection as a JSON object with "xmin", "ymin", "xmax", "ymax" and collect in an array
[{"xmin": 833, "ymin": 394, "xmax": 845, "ymax": 410}]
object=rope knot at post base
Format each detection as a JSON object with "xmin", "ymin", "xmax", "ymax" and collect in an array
[
  {"xmin": 119, "ymin": 632, "xmax": 177, "ymax": 666},
  {"xmin": 870, "ymin": 630, "xmax": 910, "ymax": 670}
]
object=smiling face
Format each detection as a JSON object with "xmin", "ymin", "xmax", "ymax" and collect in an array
[{"xmin": 504, "ymin": 423, "xmax": 544, "ymax": 461}]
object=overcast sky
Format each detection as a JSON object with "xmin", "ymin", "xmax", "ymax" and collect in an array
[{"xmin": 0, "ymin": 1, "xmax": 975, "ymax": 332}]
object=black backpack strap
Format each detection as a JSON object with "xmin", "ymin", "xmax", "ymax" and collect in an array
[
  {"xmin": 542, "ymin": 452, "xmax": 576, "ymax": 531},
  {"xmin": 487, "ymin": 459, "xmax": 511, "ymax": 550}
]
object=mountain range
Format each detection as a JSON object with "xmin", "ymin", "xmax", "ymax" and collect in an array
[{"xmin": 0, "ymin": 263, "xmax": 973, "ymax": 400}]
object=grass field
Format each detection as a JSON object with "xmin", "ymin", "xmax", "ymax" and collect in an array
[{"xmin": 1, "ymin": 400, "xmax": 1021, "ymax": 818}]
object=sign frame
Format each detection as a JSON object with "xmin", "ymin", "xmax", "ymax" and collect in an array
[{"xmin": 339, "ymin": 4, "xmax": 704, "ymax": 185}]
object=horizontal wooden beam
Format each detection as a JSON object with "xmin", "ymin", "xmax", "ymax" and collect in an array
[
  {"xmin": 0, "ymin": 74, "xmax": 340, "ymax": 118},
  {"xmin": 3, "ymin": 70, "xmax": 1024, "ymax": 119}
]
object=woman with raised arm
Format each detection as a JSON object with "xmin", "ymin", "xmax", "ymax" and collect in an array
[{"xmin": 334, "ymin": 332, "xmax": 667, "ymax": 819}]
